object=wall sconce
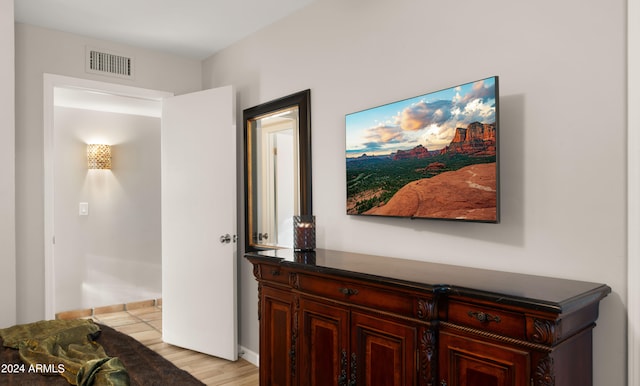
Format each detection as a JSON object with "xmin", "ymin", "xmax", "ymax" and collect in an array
[{"xmin": 87, "ymin": 144, "xmax": 111, "ymax": 169}]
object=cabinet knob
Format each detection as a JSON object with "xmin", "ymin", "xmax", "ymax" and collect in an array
[
  {"xmin": 339, "ymin": 287, "xmax": 359, "ymax": 297},
  {"xmin": 468, "ymin": 310, "xmax": 501, "ymax": 323}
]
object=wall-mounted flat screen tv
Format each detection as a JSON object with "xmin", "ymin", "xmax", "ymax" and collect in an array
[{"xmin": 346, "ymin": 76, "xmax": 499, "ymax": 223}]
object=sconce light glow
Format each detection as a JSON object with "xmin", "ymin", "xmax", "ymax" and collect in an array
[{"xmin": 87, "ymin": 144, "xmax": 111, "ymax": 169}]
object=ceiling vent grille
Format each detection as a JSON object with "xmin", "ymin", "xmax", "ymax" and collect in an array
[{"xmin": 86, "ymin": 47, "xmax": 134, "ymax": 79}]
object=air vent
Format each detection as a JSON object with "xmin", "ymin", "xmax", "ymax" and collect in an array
[{"xmin": 86, "ymin": 47, "xmax": 134, "ymax": 79}]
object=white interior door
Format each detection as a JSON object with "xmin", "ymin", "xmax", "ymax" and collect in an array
[{"xmin": 161, "ymin": 85, "xmax": 237, "ymax": 360}]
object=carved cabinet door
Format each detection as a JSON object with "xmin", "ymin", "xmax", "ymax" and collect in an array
[
  {"xmin": 439, "ymin": 331, "xmax": 530, "ymax": 386},
  {"xmin": 298, "ymin": 298, "xmax": 350, "ymax": 386},
  {"xmin": 261, "ymin": 286, "xmax": 295, "ymax": 386},
  {"xmin": 351, "ymin": 311, "xmax": 417, "ymax": 386}
]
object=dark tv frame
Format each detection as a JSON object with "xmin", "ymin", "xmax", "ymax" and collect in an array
[{"xmin": 345, "ymin": 76, "xmax": 500, "ymax": 223}]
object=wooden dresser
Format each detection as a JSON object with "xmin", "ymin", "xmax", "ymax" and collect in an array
[{"xmin": 245, "ymin": 249, "xmax": 610, "ymax": 386}]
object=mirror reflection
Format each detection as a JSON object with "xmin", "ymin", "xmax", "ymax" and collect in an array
[
  {"xmin": 251, "ymin": 107, "xmax": 299, "ymax": 247},
  {"xmin": 244, "ymin": 90, "xmax": 311, "ymax": 251}
]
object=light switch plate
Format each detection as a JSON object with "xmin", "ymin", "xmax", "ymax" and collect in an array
[{"xmin": 79, "ymin": 202, "xmax": 89, "ymax": 216}]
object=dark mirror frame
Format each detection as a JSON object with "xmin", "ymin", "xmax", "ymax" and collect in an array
[{"xmin": 243, "ymin": 89, "xmax": 312, "ymax": 251}]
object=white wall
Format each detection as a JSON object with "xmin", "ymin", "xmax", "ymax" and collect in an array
[
  {"xmin": 0, "ymin": 0, "xmax": 16, "ymax": 328},
  {"xmin": 15, "ymin": 23, "xmax": 202, "ymax": 323},
  {"xmin": 53, "ymin": 107, "xmax": 161, "ymax": 313},
  {"xmin": 203, "ymin": 0, "xmax": 627, "ymax": 384}
]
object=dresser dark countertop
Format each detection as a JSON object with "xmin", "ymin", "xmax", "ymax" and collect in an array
[{"xmin": 245, "ymin": 248, "xmax": 611, "ymax": 314}]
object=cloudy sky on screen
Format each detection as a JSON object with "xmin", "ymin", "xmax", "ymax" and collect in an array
[{"xmin": 346, "ymin": 77, "xmax": 497, "ymax": 158}]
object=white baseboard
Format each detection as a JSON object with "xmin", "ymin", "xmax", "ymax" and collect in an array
[{"xmin": 238, "ymin": 345, "xmax": 259, "ymax": 367}]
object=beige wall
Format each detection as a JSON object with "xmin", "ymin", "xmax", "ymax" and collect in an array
[
  {"xmin": 203, "ymin": 0, "xmax": 627, "ymax": 384},
  {"xmin": 14, "ymin": 23, "xmax": 202, "ymax": 323},
  {"xmin": 0, "ymin": 0, "xmax": 16, "ymax": 328}
]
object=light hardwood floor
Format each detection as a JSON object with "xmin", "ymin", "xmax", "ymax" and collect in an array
[{"xmin": 59, "ymin": 301, "xmax": 258, "ymax": 386}]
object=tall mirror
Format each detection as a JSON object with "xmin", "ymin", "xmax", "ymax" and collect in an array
[{"xmin": 244, "ymin": 90, "xmax": 311, "ymax": 251}]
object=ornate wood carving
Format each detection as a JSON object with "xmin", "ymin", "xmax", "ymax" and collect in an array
[
  {"xmin": 349, "ymin": 352, "xmax": 357, "ymax": 386},
  {"xmin": 417, "ymin": 298, "xmax": 436, "ymax": 321},
  {"xmin": 257, "ymin": 283, "xmax": 262, "ymax": 321},
  {"xmin": 289, "ymin": 272, "xmax": 300, "ymax": 289},
  {"xmin": 291, "ymin": 295, "xmax": 299, "ymax": 378},
  {"xmin": 534, "ymin": 356, "xmax": 555, "ymax": 386},
  {"xmin": 528, "ymin": 318, "xmax": 558, "ymax": 345},
  {"xmin": 439, "ymin": 321, "xmax": 553, "ymax": 352},
  {"xmin": 252, "ymin": 263, "xmax": 261, "ymax": 280},
  {"xmin": 339, "ymin": 350, "xmax": 348, "ymax": 386},
  {"xmin": 419, "ymin": 327, "xmax": 437, "ymax": 386}
]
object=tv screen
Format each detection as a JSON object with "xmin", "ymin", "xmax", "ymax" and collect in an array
[{"xmin": 346, "ymin": 76, "xmax": 499, "ymax": 222}]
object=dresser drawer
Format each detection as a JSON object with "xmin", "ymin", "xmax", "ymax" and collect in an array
[
  {"xmin": 259, "ymin": 264, "xmax": 290, "ymax": 285},
  {"xmin": 446, "ymin": 299, "xmax": 526, "ymax": 339},
  {"xmin": 295, "ymin": 273, "xmax": 429, "ymax": 319}
]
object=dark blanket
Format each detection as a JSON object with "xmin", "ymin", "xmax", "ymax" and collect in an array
[{"xmin": 0, "ymin": 323, "xmax": 204, "ymax": 386}]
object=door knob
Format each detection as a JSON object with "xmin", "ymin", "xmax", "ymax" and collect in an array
[{"xmin": 220, "ymin": 234, "xmax": 231, "ymax": 244}]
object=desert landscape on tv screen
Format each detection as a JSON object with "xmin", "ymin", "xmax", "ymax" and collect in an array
[{"xmin": 346, "ymin": 77, "xmax": 498, "ymax": 222}]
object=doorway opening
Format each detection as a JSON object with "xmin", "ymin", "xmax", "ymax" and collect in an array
[{"xmin": 44, "ymin": 74, "xmax": 173, "ymax": 319}]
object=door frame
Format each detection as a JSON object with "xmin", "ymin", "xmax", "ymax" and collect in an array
[{"xmin": 43, "ymin": 73, "xmax": 172, "ymax": 319}]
